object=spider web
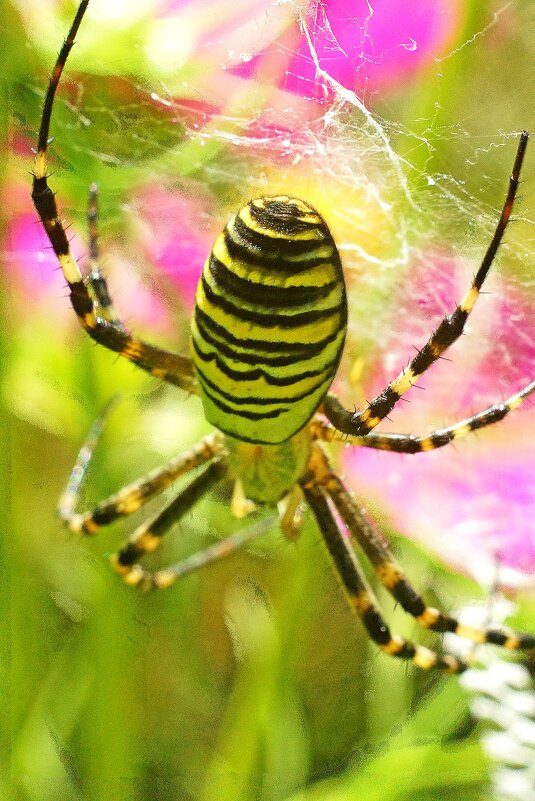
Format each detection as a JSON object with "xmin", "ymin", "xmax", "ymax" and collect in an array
[
  {"xmin": 27, "ymin": 3, "xmax": 534, "ymax": 315},
  {"xmin": 19, "ymin": 0, "xmax": 535, "ymax": 585}
]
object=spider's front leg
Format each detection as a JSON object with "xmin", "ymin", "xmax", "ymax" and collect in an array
[
  {"xmin": 60, "ymin": 405, "xmax": 276, "ymax": 591},
  {"xmin": 314, "ymin": 377, "xmax": 535, "ymax": 453},
  {"xmin": 110, "ymin": 458, "xmax": 228, "ymax": 590},
  {"xmin": 62, "ymin": 411, "xmax": 244, "ymax": 592},
  {"xmin": 31, "ymin": 0, "xmax": 197, "ymax": 394},
  {"xmin": 324, "ymin": 132, "xmax": 529, "ymax": 437}
]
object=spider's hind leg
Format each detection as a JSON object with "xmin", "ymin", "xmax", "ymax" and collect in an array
[
  {"xmin": 301, "ymin": 463, "xmax": 466, "ymax": 673},
  {"xmin": 303, "ymin": 440, "xmax": 535, "ymax": 668}
]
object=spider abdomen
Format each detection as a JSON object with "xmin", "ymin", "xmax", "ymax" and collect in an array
[{"xmin": 191, "ymin": 196, "xmax": 348, "ymax": 444}]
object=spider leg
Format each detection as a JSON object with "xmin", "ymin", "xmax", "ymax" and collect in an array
[
  {"xmin": 304, "ymin": 445, "xmax": 535, "ymax": 673},
  {"xmin": 84, "ymin": 183, "xmax": 125, "ymax": 328},
  {"xmin": 114, "ymin": 513, "xmax": 277, "ymax": 592},
  {"xmin": 313, "ymin": 377, "xmax": 535, "ymax": 453},
  {"xmin": 278, "ymin": 485, "xmax": 306, "ymax": 541},
  {"xmin": 300, "ymin": 450, "xmax": 467, "ymax": 673},
  {"xmin": 118, "ymin": 481, "xmax": 299, "ymax": 593},
  {"xmin": 309, "ymin": 445, "xmax": 535, "ymax": 653},
  {"xmin": 59, "ymin": 403, "xmax": 224, "ymax": 534},
  {"xmin": 31, "ymin": 0, "xmax": 197, "ymax": 393},
  {"xmin": 110, "ymin": 457, "xmax": 230, "ymax": 589},
  {"xmin": 60, "ymin": 400, "xmax": 270, "ymax": 593},
  {"xmin": 323, "ymin": 132, "xmax": 529, "ymax": 436}
]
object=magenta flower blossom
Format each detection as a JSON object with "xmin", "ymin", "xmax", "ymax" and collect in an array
[
  {"xmin": 229, "ymin": 0, "xmax": 464, "ymax": 101},
  {"xmin": 346, "ymin": 437, "xmax": 535, "ymax": 583},
  {"xmin": 342, "ymin": 251, "xmax": 535, "ymax": 586},
  {"xmin": 130, "ymin": 184, "xmax": 217, "ymax": 312},
  {"xmin": 6, "ymin": 210, "xmax": 67, "ymax": 295},
  {"xmin": 150, "ymin": 0, "xmax": 464, "ymax": 130},
  {"xmin": 95, "ymin": 249, "xmax": 173, "ymax": 334}
]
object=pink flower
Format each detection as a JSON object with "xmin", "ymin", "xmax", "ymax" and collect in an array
[
  {"xmin": 94, "ymin": 249, "xmax": 173, "ymax": 334},
  {"xmin": 346, "ymin": 435, "xmax": 535, "ymax": 584},
  {"xmin": 5, "ymin": 210, "xmax": 67, "ymax": 295},
  {"xmin": 130, "ymin": 184, "xmax": 218, "ymax": 311},
  {"xmin": 230, "ymin": 0, "xmax": 464, "ymax": 101},
  {"xmin": 150, "ymin": 0, "xmax": 465, "ymax": 135},
  {"xmin": 4, "ymin": 175, "xmax": 175, "ymax": 334}
]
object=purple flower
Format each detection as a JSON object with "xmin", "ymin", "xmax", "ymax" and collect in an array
[{"xmin": 230, "ymin": 0, "xmax": 464, "ymax": 101}]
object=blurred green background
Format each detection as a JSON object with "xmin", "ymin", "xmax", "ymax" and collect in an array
[{"xmin": 2, "ymin": 2, "xmax": 535, "ymax": 800}]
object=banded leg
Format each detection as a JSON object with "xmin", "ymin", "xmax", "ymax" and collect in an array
[
  {"xmin": 110, "ymin": 457, "xmax": 228, "ymax": 589},
  {"xmin": 301, "ymin": 475, "xmax": 466, "ymax": 673},
  {"xmin": 31, "ymin": 1, "xmax": 197, "ymax": 393},
  {"xmin": 307, "ymin": 443, "xmax": 535, "ymax": 652},
  {"xmin": 309, "ymin": 446, "xmax": 535, "ymax": 650},
  {"xmin": 313, "ymin": 377, "xmax": 535, "ymax": 453},
  {"xmin": 324, "ymin": 132, "xmax": 529, "ymax": 436},
  {"xmin": 84, "ymin": 183, "xmax": 124, "ymax": 327},
  {"xmin": 59, "ymin": 405, "xmax": 224, "ymax": 534},
  {"xmin": 113, "ymin": 513, "xmax": 278, "ymax": 592}
]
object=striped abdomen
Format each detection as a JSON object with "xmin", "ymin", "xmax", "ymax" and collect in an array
[{"xmin": 191, "ymin": 196, "xmax": 347, "ymax": 444}]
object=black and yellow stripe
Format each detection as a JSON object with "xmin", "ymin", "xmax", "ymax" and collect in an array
[
  {"xmin": 322, "ymin": 463, "xmax": 535, "ymax": 652},
  {"xmin": 302, "ymin": 478, "xmax": 466, "ymax": 673},
  {"xmin": 60, "ymin": 426, "xmax": 224, "ymax": 536},
  {"xmin": 302, "ymin": 442, "xmax": 535, "ymax": 671},
  {"xmin": 191, "ymin": 196, "xmax": 348, "ymax": 444},
  {"xmin": 85, "ymin": 183, "xmax": 126, "ymax": 328},
  {"xmin": 111, "ymin": 458, "xmax": 227, "ymax": 588},
  {"xmin": 315, "ymin": 378, "xmax": 535, "ymax": 453}
]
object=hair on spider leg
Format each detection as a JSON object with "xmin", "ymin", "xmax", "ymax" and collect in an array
[{"xmin": 409, "ymin": 343, "xmax": 454, "ymax": 363}]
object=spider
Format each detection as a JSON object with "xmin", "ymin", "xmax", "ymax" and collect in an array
[{"xmin": 32, "ymin": 0, "xmax": 535, "ymax": 674}]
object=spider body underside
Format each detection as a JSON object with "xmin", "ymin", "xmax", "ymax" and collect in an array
[{"xmin": 31, "ymin": 0, "xmax": 535, "ymax": 674}]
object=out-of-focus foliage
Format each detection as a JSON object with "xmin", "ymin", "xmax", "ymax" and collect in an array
[{"xmin": 2, "ymin": 2, "xmax": 535, "ymax": 800}]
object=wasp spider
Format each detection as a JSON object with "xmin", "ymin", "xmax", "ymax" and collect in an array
[{"xmin": 31, "ymin": 1, "xmax": 535, "ymax": 673}]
